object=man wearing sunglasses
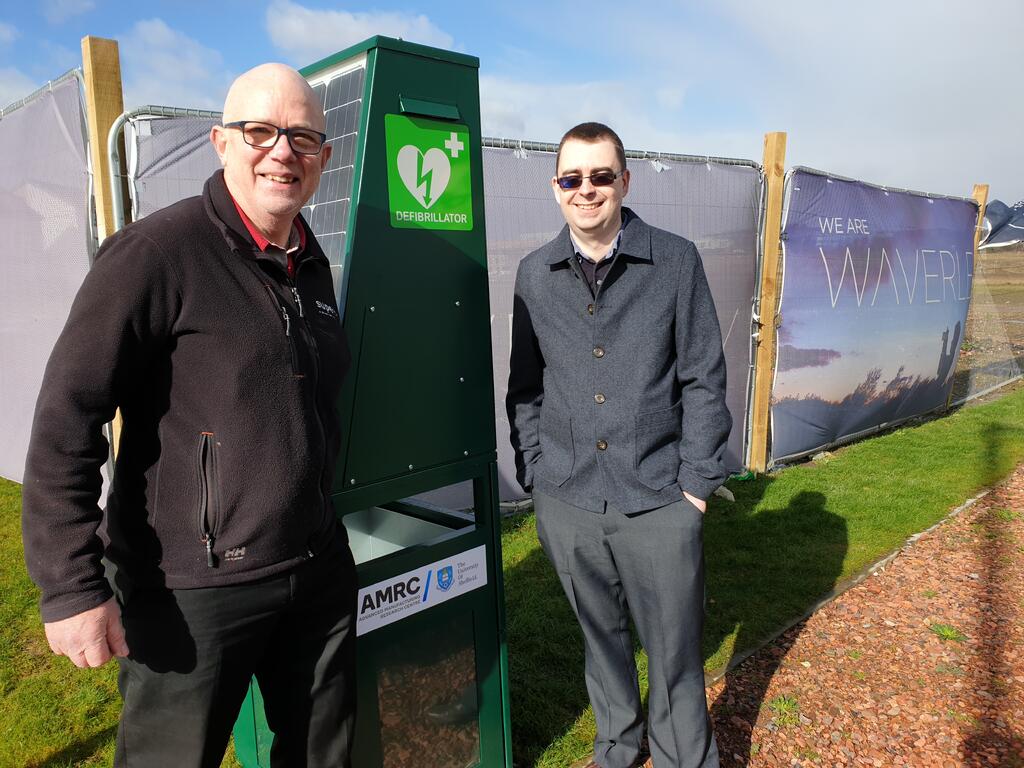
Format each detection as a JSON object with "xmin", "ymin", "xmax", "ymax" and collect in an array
[
  {"xmin": 23, "ymin": 64, "xmax": 357, "ymax": 766},
  {"xmin": 507, "ymin": 122, "xmax": 729, "ymax": 768}
]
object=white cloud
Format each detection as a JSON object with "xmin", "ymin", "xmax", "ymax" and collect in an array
[
  {"xmin": 266, "ymin": 0, "xmax": 454, "ymax": 65},
  {"xmin": 707, "ymin": 0, "xmax": 1024, "ymax": 200},
  {"xmin": 41, "ymin": 0, "xmax": 95, "ymax": 24},
  {"xmin": 0, "ymin": 21, "xmax": 18, "ymax": 44},
  {"xmin": 476, "ymin": 6, "xmax": 761, "ymax": 156},
  {"xmin": 119, "ymin": 19, "xmax": 233, "ymax": 111},
  {"xmin": 0, "ymin": 67, "xmax": 39, "ymax": 109},
  {"xmin": 483, "ymin": 0, "xmax": 1022, "ymax": 200},
  {"xmin": 479, "ymin": 74, "xmax": 759, "ymax": 161},
  {"xmin": 480, "ymin": 76, "xmax": 627, "ymax": 144}
]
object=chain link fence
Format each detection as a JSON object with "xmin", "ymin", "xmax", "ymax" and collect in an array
[{"xmin": 951, "ymin": 246, "xmax": 1024, "ymax": 404}]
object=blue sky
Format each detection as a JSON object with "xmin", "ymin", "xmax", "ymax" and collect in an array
[{"xmin": 2, "ymin": 1, "xmax": 1021, "ymax": 203}]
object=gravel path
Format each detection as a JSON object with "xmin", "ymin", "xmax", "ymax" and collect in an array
[{"xmin": 705, "ymin": 463, "xmax": 1024, "ymax": 767}]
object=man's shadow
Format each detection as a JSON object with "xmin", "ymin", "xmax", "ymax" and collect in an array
[
  {"xmin": 502, "ymin": 484, "xmax": 848, "ymax": 767},
  {"xmin": 961, "ymin": 421, "xmax": 1024, "ymax": 765},
  {"xmin": 704, "ymin": 485, "xmax": 848, "ymax": 766},
  {"xmin": 502, "ymin": 515, "xmax": 592, "ymax": 768}
]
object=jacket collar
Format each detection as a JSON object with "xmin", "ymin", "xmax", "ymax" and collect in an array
[
  {"xmin": 204, "ymin": 169, "xmax": 258, "ymax": 255},
  {"xmin": 543, "ymin": 207, "xmax": 652, "ymax": 265},
  {"xmin": 202, "ymin": 169, "xmax": 322, "ymax": 264}
]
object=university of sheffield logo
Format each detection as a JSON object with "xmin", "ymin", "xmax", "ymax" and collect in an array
[{"xmin": 436, "ymin": 565, "xmax": 454, "ymax": 592}]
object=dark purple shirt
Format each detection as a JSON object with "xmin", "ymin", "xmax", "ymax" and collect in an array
[{"xmin": 570, "ymin": 228, "xmax": 623, "ymax": 297}]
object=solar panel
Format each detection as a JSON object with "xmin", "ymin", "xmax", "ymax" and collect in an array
[{"xmin": 303, "ymin": 62, "xmax": 366, "ymax": 314}]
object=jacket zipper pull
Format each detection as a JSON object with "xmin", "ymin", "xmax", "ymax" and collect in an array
[
  {"xmin": 281, "ymin": 305, "xmax": 291, "ymax": 336},
  {"xmin": 206, "ymin": 536, "xmax": 215, "ymax": 567},
  {"xmin": 292, "ymin": 286, "xmax": 304, "ymax": 318}
]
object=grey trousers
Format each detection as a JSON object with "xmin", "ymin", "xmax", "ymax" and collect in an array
[{"xmin": 534, "ymin": 490, "xmax": 718, "ymax": 768}]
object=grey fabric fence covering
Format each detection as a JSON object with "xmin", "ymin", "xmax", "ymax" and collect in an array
[
  {"xmin": 120, "ymin": 121, "xmax": 761, "ymax": 503},
  {"xmin": 0, "ymin": 72, "xmax": 93, "ymax": 483},
  {"xmin": 126, "ymin": 114, "xmax": 221, "ymax": 220}
]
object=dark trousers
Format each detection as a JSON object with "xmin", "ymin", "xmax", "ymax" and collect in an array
[
  {"xmin": 534, "ymin": 490, "xmax": 718, "ymax": 768},
  {"xmin": 113, "ymin": 544, "xmax": 358, "ymax": 768}
]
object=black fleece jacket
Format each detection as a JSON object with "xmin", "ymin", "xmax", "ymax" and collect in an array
[{"xmin": 22, "ymin": 170, "xmax": 351, "ymax": 622}]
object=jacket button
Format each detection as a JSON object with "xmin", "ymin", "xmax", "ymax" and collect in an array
[
  {"xmin": 594, "ymin": 393, "xmax": 606, "ymax": 404},
  {"xmin": 587, "ymin": 303, "xmax": 595, "ymax": 315},
  {"xmin": 593, "ymin": 347, "xmax": 605, "ymax": 358},
  {"xmin": 596, "ymin": 439, "xmax": 608, "ymax": 451}
]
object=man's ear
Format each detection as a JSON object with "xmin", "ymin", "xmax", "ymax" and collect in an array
[
  {"xmin": 320, "ymin": 143, "xmax": 332, "ymax": 170},
  {"xmin": 551, "ymin": 176, "xmax": 561, "ymax": 203},
  {"xmin": 210, "ymin": 125, "xmax": 228, "ymax": 166},
  {"xmin": 621, "ymin": 168, "xmax": 630, "ymax": 198}
]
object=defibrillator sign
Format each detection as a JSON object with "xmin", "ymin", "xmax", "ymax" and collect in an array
[{"xmin": 385, "ymin": 114, "xmax": 473, "ymax": 231}]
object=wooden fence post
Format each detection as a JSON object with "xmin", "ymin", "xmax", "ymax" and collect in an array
[
  {"xmin": 81, "ymin": 36, "xmax": 125, "ymax": 243},
  {"xmin": 81, "ymin": 36, "xmax": 126, "ymax": 454},
  {"xmin": 748, "ymin": 132, "xmax": 787, "ymax": 474},
  {"xmin": 947, "ymin": 183, "xmax": 990, "ymax": 409},
  {"xmin": 971, "ymin": 184, "xmax": 989, "ymax": 255}
]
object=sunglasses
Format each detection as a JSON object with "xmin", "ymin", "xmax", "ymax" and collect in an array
[{"xmin": 556, "ymin": 169, "xmax": 626, "ymax": 190}]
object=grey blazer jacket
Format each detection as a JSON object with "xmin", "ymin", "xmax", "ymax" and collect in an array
[{"xmin": 506, "ymin": 208, "xmax": 731, "ymax": 514}]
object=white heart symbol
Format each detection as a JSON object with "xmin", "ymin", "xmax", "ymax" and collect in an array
[{"xmin": 396, "ymin": 145, "xmax": 451, "ymax": 209}]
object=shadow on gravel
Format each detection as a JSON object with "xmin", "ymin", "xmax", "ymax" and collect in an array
[
  {"xmin": 962, "ymin": 422, "xmax": 1024, "ymax": 766},
  {"xmin": 705, "ymin": 488, "xmax": 848, "ymax": 766}
]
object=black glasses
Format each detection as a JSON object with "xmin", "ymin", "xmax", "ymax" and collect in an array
[
  {"xmin": 556, "ymin": 169, "xmax": 626, "ymax": 190},
  {"xmin": 223, "ymin": 121, "xmax": 327, "ymax": 155}
]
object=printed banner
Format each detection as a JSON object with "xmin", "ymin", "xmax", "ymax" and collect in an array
[
  {"xmin": 356, "ymin": 544, "xmax": 487, "ymax": 636},
  {"xmin": 772, "ymin": 170, "xmax": 976, "ymax": 461},
  {"xmin": 384, "ymin": 114, "xmax": 473, "ymax": 231}
]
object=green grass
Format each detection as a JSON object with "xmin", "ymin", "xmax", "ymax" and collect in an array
[
  {"xmin": 766, "ymin": 694, "xmax": 800, "ymax": 726},
  {"xmin": 0, "ymin": 481, "xmax": 120, "ymax": 767},
  {"xmin": 508, "ymin": 386, "xmax": 1024, "ymax": 766},
  {"xmin": 3, "ymin": 387, "xmax": 1024, "ymax": 766},
  {"xmin": 929, "ymin": 623, "xmax": 968, "ymax": 643},
  {"xmin": 0, "ymin": 479, "xmax": 234, "ymax": 768}
]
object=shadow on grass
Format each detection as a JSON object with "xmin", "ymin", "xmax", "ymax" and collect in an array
[
  {"xmin": 502, "ymin": 483, "xmax": 849, "ymax": 767},
  {"xmin": 503, "ymin": 521, "xmax": 590, "ymax": 768},
  {"xmin": 705, "ymin": 485, "xmax": 847, "ymax": 766},
  {"xmin": 32, "ymin": 724, "xmax": 117, "ymax": 768}
]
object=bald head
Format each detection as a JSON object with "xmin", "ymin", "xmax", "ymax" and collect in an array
[
  {"xmin": 211, "ymin": 62, "xmax": 331, "ymax": 245},
  {"xmin": 222, "ymin": 63, "xmax": 325, "ymax": 131}
]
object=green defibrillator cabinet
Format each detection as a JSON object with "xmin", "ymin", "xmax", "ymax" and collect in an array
[{"xmin": 232, "ymin": 37, "xmax": 511, "ymax": 768}]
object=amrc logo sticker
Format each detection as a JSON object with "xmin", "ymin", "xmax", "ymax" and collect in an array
[
  {"xmin": 385, "ymin": 114, "xmax": 473, "ymax": 231},
  {"xmin": 355, "ymin": 545, "xmax": 487, "ymax": 636}
]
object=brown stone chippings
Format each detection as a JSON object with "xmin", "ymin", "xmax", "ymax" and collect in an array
[{"xmin": 705, "ymin": 464, "xmax": 1024, "ymax": 767}]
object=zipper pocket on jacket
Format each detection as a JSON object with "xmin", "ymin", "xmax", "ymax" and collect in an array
[
  {"xmin": 290, "ymin": 263, "xmax": 334, "ymax": 549},
  {"xmin": 196, "ymin": 432, "xmax": 219, "ymax": 567},
  {"xmin": 264, "ymin": 284, "xmax": 301, "ymax": 375}
]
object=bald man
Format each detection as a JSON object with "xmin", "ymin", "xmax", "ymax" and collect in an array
[{"xmin": 22, "ymin": 63, "xmax": 357, "ymax": 766}]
